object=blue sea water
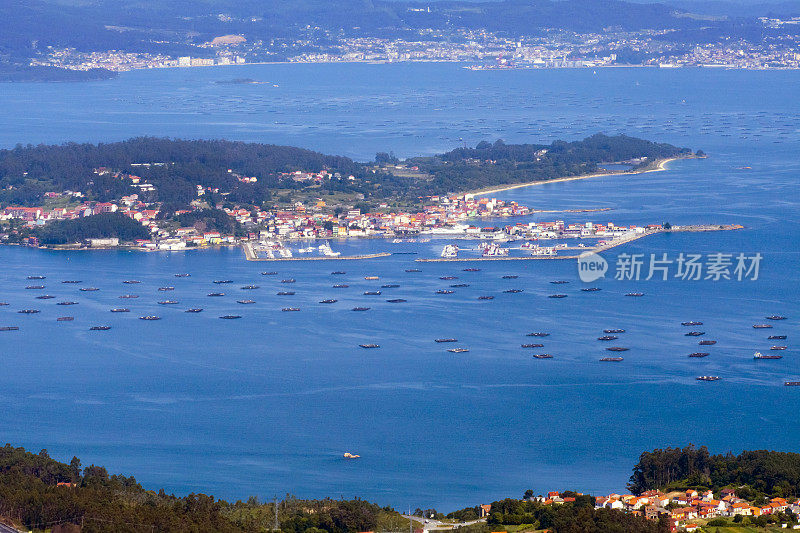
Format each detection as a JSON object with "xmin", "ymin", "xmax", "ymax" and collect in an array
[{"xmin": 0, "ymin": 63, "xmax": 798, "ymax": 511}]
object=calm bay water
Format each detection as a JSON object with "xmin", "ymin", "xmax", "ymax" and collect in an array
[{"xmin": 0, "ymin": 63, "xmax": 798, "ymax": 511}]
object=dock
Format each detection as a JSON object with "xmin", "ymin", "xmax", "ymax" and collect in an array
[
  {"xmin": 415, "ymin": 224, "xmax": 742, "ymax": 262},
  {"xmin": 243, "ymin": 242, "xmax": 391, "ymax": 261}
]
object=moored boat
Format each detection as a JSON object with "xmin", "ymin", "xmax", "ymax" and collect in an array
[
  {"xmin": 521, "ymin": 343, "xmax": 544, "ymax": 348},
  {"xmin": 549, "ymin": 280, "xmax": 567, "ymax": 284},
  {"xmin": 0, "ymin": 326, "xmax": 20, "ymax": 330},
  {"xmin": 606, "ymin": 347, "xmax": 629, "ymax": 352},
  {"xmin": 56, "ymin": 317, "xmax": 73, "ymax": 322},
  {"xmin": 503, "ymin": 289, "xmax": 523, "ymax": 293},
  {"xmin": 89, "ymin": 326, "xmax": 111, "ymax": 331},
  {"xmin": 158, "ymin": 287, "xmax": 175, "ymax": 291},
  {"xmin": 435, "ymin": 338, "xmax": 457, "ymax": 343},
  {"xmin": 463, "ymin": 268, "xmax": 481, "ymax": 272},
  {"xmin": 448, "ymin": 348, "xmax": 469, "ymax": 353},
  {"xmin": 753, "ymin": 324, "xmax": 772, "ymax": 329},
  {"xmin": 79, "ymin": 287, "xmax": 99, "ymax": 292},
  {"xmin": 364, "ymin": 291, "xmax": 382, "ymax": 295},
  {"xmin": 527, "ymin": 332, "xmax": 549, "ymax": 337},
  {"xmin": 174, "ymin": 273, "xmax": 190, "ymax": 278},
  {"xmin": 281, "ymin": 307, "xmax": 300, "ymax": 312},
  {"xmin": 548, "ymin": 294, "xmax": 567, "ymax": 299},
  {"xmin": 359, "ymin": 344, "xmax": 380, "ymax": 349},
  {"xmin": 352, "ymin": 307, "xmax": 370, "ymax": 311},
  {"xmin": 696, "ymin": 376, "xmax": 720, "ymax": 381},
  {"xmin": 36, "ymin": 295, "xmax": 55, "ymax": 300},
  {"xmin": 435, "ymin": 289, "xmax": 454, "ymax": 294},
  {"xmin": 785, "ymin": 381, "xmax": 800, "ymax": 386},
  {"xmin": 364, "ymin": 276, "xmax": 379, "ymax": 280},
  {"xmin": 598, "ymin": 335, "xmax": 618, "ymax": 341},
  {"xmin": 57, "ymin": 301, "xmax": 78, "ymax": 305},
  {"xmin": 26, "ymin": 275, "xmax": 45, "ymax": 280},
  {"xmin": 119, "ymin": 295, "xmax": 138, "ymax": 299},
  {"xmin": 25, "ymin": 285, "xmax": 44, "ymax": 290},
  {"xmin": 581, "ymin": 287, "xmax": 601, "ymax": 292},
  {"xmin": 770, "ymin": 346, "xmax": 788, "ymax": 351},
  {"xmin": 754, "ymin": 351, "xmax": 782, "ymax": 359},
  {"xmin": 219, "ymin": 315, "xmax": 241, "ymax": 319},
  {"xmin": 18, "ymin": 309, "xmax": 40, "ymax": 314},
  {"xmin": 386, "ymin": 298, "xmax": 407, "ymax": 303},
  {"xmin": 681, "ymin": 321, "xmax": 703, "ymax": 326},
  {"xmin": 331, "ymin": 271, "xmax": 346, "ymax": 275},
  {"xmin": 600, "ymin": 357, "xmax": 624, "ymax": 362},
  {"xmin": 281, "ymin": 279, "xmax": 296, "ymax": 284},
  {"xmin": 769, "ymin": 335, "xmax": 787, "ymax": 340},
  {"xmin": 241, "ymin": 285, "xmax": 260, "ymax": 290},
  {"xmin": 214, "ymin": 280, "xmax": 233, "ymax": 284},
  {"xmin": 320, "ymin": 299, "xmax": 338, "ymax": 304},
  {"xmin": 333, "ymin": 284, "xmax": 349, "ymax": 288},
  {"xmin": 685, "ymin": 331, "xmax": 705, "ymax": 336},
  {"xmin": 261, "ymin": 272, "xmax": 277, "ymax": 275},
  {"xmin": 139, "ymin": 316, "xmax": 161, "ymax": 321},
  {"xmin": 689, "ymin": 352, "xmax": 710, "ymax": 358},
  {"xmin": 604, "ymin": 329, "xmax": 625, "ymax": 334},
  {"xmin": 158, "ymin": 300, "xmax": 178, "ymax": 305},
  {"xmin": 110, "ymin": 308, "xmax": 130, "ymax": 313},
  {"xmin": 186, "ymin": 308, "xmax": 203, "ymax": 313},
  {"xmin": 381, "ymin": 284, "xmax": 400, "ymax": 288},
  {"xmin": 532, "ymin": 353, "xmax": 553, "ymax": 359},
  {"xmin": 625, "ymin": 292, "xmax": 644, "ymax": 297},
  {"xmin": 277, "ymin": 291, "xmax": 295, "ymax": 296},
  {"xmin": 405, "ymin": 269, "xmax": 422, "ymax": 273},
  {"xmin": 503, "ymin": 275, "xmax": 519, "ymax": 279},
  {"xmin": 62, "ymin": 280, "xmax": 82, "ymax": 284},
  {"xmin": 123, "ymin": 280, "xmax": 141, "ymax": 284},
  {"xmin": 237, "ymin": 300, "xmax": 256, "ymax": 304},
  {"xmin": 477, "ymin": 295, "xmax": 494, "ymax": 300},
  {"xmin": 766, "ymin": 315, "xmax": 787, "ymax": 320},
  {"xmin": 698, "ymin": 340, "xmax": 717, "ymax": 345}
]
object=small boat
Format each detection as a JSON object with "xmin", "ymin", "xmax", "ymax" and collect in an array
[
  {"xmin": 527, "ymin": 332, "xmax": 549, "ymax": 337},
  {"xmin": 18, "ymin": 309, "xmax": 40, "ymax": 314},
  {"xmin": 25, "ymin": 285, "xmax": 44, "ymax": 290},
  {"xmin": 281, "ymin": 279, "xmax": 296, "ymax": 284},
  {"xmin": 208, "ymin": 292, "xmax": 225, "ymax": 297},
  {"xmin": 158, "ymin": 300, "xmax": 178, "ymax": 305},
  {"xmin": 139, "ymin": 316, "xmax": 161, "ymax": 321},
  {"xmin": 281, "ymin": 307, "xmax": 300, "ymax": 312},
  {"xmin": 220, "ymin": 315, "xmax": 241, "ymax": 319},
  {"xmin": 241, "ymin": 285, "xmax": 260, "ymax": 290},
  {"xmin": 89, "ymin": 326, "xmax": 111, "ymax": 331},
  {"xmin": 521, "ymin": 343, "xmax": 544, "ymax": 348},
  {"xmin": 110, "ymin": 308, "xmax": 130, "ymax": 313},
  {"xmin": 625, "ymin": 292, "xmax": 644, "ymax": 297},
  {"xmin": 785, "ymin": 382, "xmax": 800, "ymax": 386},
  {"xmin": 598, "ymin": 335, "xmax": 618, "ymax": 341},
  {"xmin": 696, "ymin": 376, "xmax": 720, "ymax": 381},
  {"xmin": 359, "ymin": 344, "xmax": 380, "ymax": 349},
  {"xmin": 771, "ymin": 346, "xmax": 788, "ymax": 351},
  {"xmin": 331, "ymin": 271, "xmax": 346, "ymax": 275},
  {"xmin": 766, "ymin": 315, "xmax": 787, "ymax": 320},
  {"xmin": 753, "ymin": 324, "xmax": 773, "ymax": 329},
  {"xmin": 435, "ymin": 289, "xmax": 454, "ymax": 294},
  {"xmin": 277, "ymin": 291, "xmax": 295, "ymax": 296},
  {"xmin": 57, "ymin": 301, "xmax": 78, "ymax": 305},
  {"xmin": 754, "ymin": 351, "xmax": 782, "ymax": 359},
  {"xmin": 600, "ymin": 357, "xmax": 624, "ymax": 362},
  {"xmin": 119, "ymin": 295, "xmax": 138, "ymax": 299},
  {"xmin": 448, "ymin": 348, "xmax": 470, "ymax": 353},
  {"xmin": 381, "ymin": 284, "xmax": 400, "ymax": 288},
  {"xmin": 158, "ymin": 287, "xmax": 175, "ymax": 291},
  {"xmin": 0, "ymin": 326, "xmax": 20, "ymax": 331},
  {"xmin": 214, "ymin": 280, "xmax": 233, "ymax": 284},
  {"xmin": 681, "ymin": 321, "xmax": 703, "ymax": 326},
  {"xmin": 123, "ymin": 280, "xmax": 141, "ymax": 284},
  {"xmin": 549, "ymin": 280, "xmax": 568, "ymax": 284},
  {"xmin": 532, "ymin": 353, "xmax": 553, "ymax": 359},
  {"xmin": 769, "ymin": 335, "xmax": 787, "ymax": 340},
  {"xmin": 237, "ymin": 300, "xmax": 256, "ymax": 304},
  {"xmin": 606, "ymin": 347, "xmax": 629, "ymax": 352},
  {"xmin": 440, "ymin": 276, "xmax": 457, "ymax": 280},
  {"xmin": 386, "ymin": 298, "xmax": 407, "ymax": 303},
  {"xmin": 548, "ymin": 294, "xmax": 567, "ymax": 299},
  {"xmin": 581, "ymin": 287, "xmax": 601, "ymax": 292},
  {"xmin": 503, "ymin": 275, "xmax": 519, "ymax": 279},
  {"xmin": 689, "ymin": 352, "xmax": 710, "ymax": 358},
  {"xmin": 435, "ymin": 338, "xmax": 458, "ymax": 343},
  {"xmin": 319, "ymin": 299, "xmax": 338, "ymax": 304},
  {"xmin": 185, "ymin": 308, "xmax": 203, "ymax": 313},
  {"xmin": 352, "ymin": 307, "xmax": 371, "ymax": 311},
  {"xmin": 56, "ymin": 317, "xmax": 73, "ymax": 322},
  {"xmin": 405, "ymin": 269, "xmax": 422, "ymax": 273},
  {"xmin": 333, "ymin": 284, "xmax": 349, "ymax": 288},
  {"xmin": 35, "ymin": 295, "xmax": 55, "ymax": 300},
  {"xmin": 364, "ymin": 276, "xmax": 379, "ymax": 280},
  {"xmin": 463, "ymin": 268, "xmax": 481, "ymax": 272},
  {"xmin": 80, "ymin": 287, "xmax": 99, "ymax": 292},
  {"xmin": 26, "ymin": 275, "xmax": 45, "ymax": 280},
  {"xmin": 478, "ymin": 295, "xmax": 494, "ymax": 300},
  {"xmin": 261, "ymin": 272, "xmax": 277, "ymax": 276},
  {"xmin": 685, "ymin": 331, "xmax": 705, "ymax": 336},
  {"xmin": 364, "ymin": 291, "xmax": 382, "ymax": 295},
  {"xmin": 0, "ymin": 302, "xmax": 8, "ymax": 306},
  {"xmin": 604, "ymin": 329, "xmax": 625, "ymax": 334},
  {"xmin": 343, "ymin": 452, "xmax": 360, "ymax": 459},
  {"xmin": 699, "ymin": 340, "xmax": 717, "ymax": 345},
  {"xmin": 503, "ymin": 289, "xmax": 523, "ymax": 293},
  {"xmin": 62, "ymin": 280, "xmax": 82, "ymax": 284},
  {"xmin": 174, "ymin": 273, "xmax": 190, "ymax": 278}
]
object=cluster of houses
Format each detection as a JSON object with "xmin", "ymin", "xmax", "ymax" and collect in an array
[{"xmin": 526, "ymin": 489, "xmax": 799, "ymax": 531}]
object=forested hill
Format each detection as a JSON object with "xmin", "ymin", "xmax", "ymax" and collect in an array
[
  {"xmin": 0, "ymin": 135, "xmax": 693, "ymax": 208},
  {"xmin": 404, "ymin": 134, "xmax": 693, "ymax": 193},
  {"xmin": 628, "ymin": 445, "xmax": 800, "ymax": 498}
]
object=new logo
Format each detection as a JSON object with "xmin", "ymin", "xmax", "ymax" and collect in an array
[{"xmin": 577, "ymin": 252, "xmax": 608, "ymax": 283}]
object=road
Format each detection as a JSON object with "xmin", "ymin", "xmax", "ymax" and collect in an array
[
  {"xmin": 402, "ymin": 515, "xmax": 486, "ymax": 531},
  {"xmin": 0, "ymin": 523, "xmax": 23, "ymax": 533}
]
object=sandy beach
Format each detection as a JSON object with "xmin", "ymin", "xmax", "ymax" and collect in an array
[{"xmin": 469, "ymin": 156, "xmax": 691, "ymax": 197}]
